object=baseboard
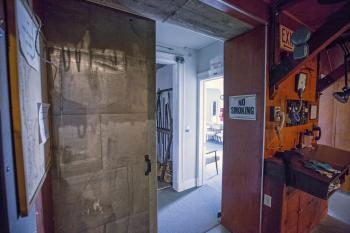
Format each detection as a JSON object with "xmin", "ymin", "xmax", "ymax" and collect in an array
[{"xmin": 173, "ymin": 178, "xmax": 196, "ymax": 192}]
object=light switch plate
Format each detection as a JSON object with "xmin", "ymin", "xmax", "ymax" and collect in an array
[
  {"xmin": 310, "ymin": 105, "xmax": 318, "ymax": 120},
  {"xmin": 264, "ymin": 194, "xmax": 272, "ymax": 208}
]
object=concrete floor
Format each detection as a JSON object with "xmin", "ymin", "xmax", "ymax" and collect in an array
[
  {"xmin": 328, "ymin": 191, "xmax": 350, "ymax": 223},
  {"xmin": 312, "ymin": 215, "xmax": 350, "ymax": 233},
  {"xmin": 312, "ymin": 191, "xmax": 350, "ymax": 233}
]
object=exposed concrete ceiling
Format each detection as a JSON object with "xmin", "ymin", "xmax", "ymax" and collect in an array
[
  {"xmin": 156, "ymin": 22, "xmax": 218, "ymax": 50},
  {"xmin": 87, "ymin": 0, "xmax": 254, "ymax": 40}
]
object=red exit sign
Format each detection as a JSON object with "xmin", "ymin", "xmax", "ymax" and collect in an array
[{"xmin": 280, "ymin": 25, "xmax": 294, "ymax": 52}]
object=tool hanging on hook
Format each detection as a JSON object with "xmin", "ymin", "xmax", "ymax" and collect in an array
[
  {"xmin": 75, "ymin": 48, "xmax": 81, "ymax": 72},
  {"xmin": 333, "ymin": 41, "xmax": 350, "ymax": 103},
  {"xmin": 61, "ymin": 47, "xmax": 71, "ymax": 72},
  {"xmin": 156, "ymin": 88, "xmax": 173, "ymax": 184}
]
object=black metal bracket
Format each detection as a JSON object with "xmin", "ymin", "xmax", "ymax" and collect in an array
[{"xmin": 145, "ymin": 154, "xmax": 151, "ymax": 176}]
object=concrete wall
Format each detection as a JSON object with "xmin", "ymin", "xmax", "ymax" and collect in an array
[
  {"xmin": 157, "ymin": 43, "xmax": 198, "ymax": 190},
  {"xmin": 44, "ymin": 1, "xmax": 156, "ymax": 232},
  {"xmin": 197, "ymin": 41, "xmax": 224, "ymax": 74}
]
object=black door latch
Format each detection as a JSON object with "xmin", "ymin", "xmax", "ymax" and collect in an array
[{"xmin": 145, "ymin": 154, "xmax": 151, "ymax": 176}]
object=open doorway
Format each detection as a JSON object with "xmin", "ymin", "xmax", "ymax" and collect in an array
[
  {"xmin": 156, "ymin": 63, "xmax": 174, "ymax": 190},
  {"xmin": 155, "ymin": 21, "xmax": 225, "ymax": 233},
  {"xmin": 200, "ymin": 77, "xmax": 224, "ymax": 191}
]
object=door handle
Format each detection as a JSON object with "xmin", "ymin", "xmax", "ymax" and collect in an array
[{"xmin": 145, "ymin": 154, "xmax": 151, "ymax": 176}]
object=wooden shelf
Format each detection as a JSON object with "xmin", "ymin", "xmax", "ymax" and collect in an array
[{"xmin": 265, "ymin": 145, "xmax": 350, "ymax": 200}]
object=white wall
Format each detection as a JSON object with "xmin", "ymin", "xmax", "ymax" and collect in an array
[
  {"xmin": 206, "ymin": 88, "xmax": 222, "ymax": 124},
  {"xmin": 157, "ymin": 43, "xmax": 198, "ymax": 190},
  {"xmin": 197, "ymin": 41, "xmax": 224, "ymax": 74},
  {"xmin": 156, "ymin": 64, "xmax": 173, "ymax": 90}
]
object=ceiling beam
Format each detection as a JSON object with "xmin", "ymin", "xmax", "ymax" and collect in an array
[
  {"xmin": 269, "ymin": 1, "xmax": 350, "ymax": 97},
  {"xmin": 200, "ymin": 0, "xmax": 268, "ymax": 27},
  {"xmin": 318, "ymin": 59, "xmax": 350, "ymax": 92},
  {"xmin": 281, "ymin": 10, "xmax": 315, "ymax": 31},
  {"xmin": 272, "ymin": 0, "xmax": 304, "ymax": 11}
]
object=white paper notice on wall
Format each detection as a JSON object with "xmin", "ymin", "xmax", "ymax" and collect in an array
[
  {"xmin": 16, "ymin": 0, "xmax": 40, "ymax": 71},
  {"xmin": 38, "ymin": 103, "xmax": 50, "ymax": 144},
  {"xmin": 229, "ymin": 95, "xmax": 256, "ymax": 120}
]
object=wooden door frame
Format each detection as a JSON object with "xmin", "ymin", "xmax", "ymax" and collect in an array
[
  {"xmin": 221, "ymin": 26, "xmax": 267, "ymax": 233},
  {"xmin": 0, "ymin": 1, "xmax": 10, "ymax": 229},
  {"xmin": 0, "ymin": 2, "xmax": 37, "ymax": 231}
]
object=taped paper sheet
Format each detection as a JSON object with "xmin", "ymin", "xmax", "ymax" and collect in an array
[{"xmin": 38, "ymin": 103, "xmax": 50, "ymax": 144}]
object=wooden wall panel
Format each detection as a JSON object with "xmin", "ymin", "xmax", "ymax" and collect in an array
[
  {"xmin": 262, "ymin": 176, "xmax": 285, "ymax": 233},
  {"xmin": 298, "ymin": 192, "xmax": 327, "ymax": 233},
  {"xmin": 319, "ymin": 78, "xmax": 350, "ymax": 192},
  {"xmin": 265, "ymin": 60, "xmax": 318, "ymax": 158},
  {"xmin": 222, "ymin": 26, "xmax": 266, "ymax": 233},
  {"xmin": 318, "ymin": 83, "xmax": 337, "ymax": 147},
  {"xmin": 264, "ymin": 22, "xmax": 327, "ymax": 233},
  {"xmin": 282, "ymin": 190, "xmax": 300, "ymax": 233}
]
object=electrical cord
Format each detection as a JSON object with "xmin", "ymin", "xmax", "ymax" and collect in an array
[
  {"xmin": 33, "ymin": 12, "xmax": 58, "ymax": 82},
  {"xmin": 275, "ymin": 111, "xmax": 285, "ymax": 150},
  {"xmin": 266, "ymin": 111, "xmax": 285, "ymax": 151},
  {"xmin": 294, "ymin": 93, "xmax": 303, "ymax": 114}
]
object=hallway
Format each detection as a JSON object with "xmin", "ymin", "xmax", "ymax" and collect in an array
[{"xmin": 158, "ymin": 184, "xmax": 221, "ymax": 233}]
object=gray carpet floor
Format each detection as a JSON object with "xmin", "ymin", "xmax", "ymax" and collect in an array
[
  {"xmin": 157, "ymin": 184, "xmax": 221, "ymax": 233},
  {"xmin": 157, "ymin": 141, "xmax": 223, "ymax": 233}
]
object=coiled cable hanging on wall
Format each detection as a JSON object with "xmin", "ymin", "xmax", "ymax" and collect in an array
[
  {"xmin": 33, "ymin": 13, "xmax": 58, "ymax": 82},
  {"xmin": 266, "ymin": 110, "xmax": 286, "ymax": 151}
]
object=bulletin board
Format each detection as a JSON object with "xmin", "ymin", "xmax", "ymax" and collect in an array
[{"xmin": 9, "ymin": 0, "xmax": 52, "ymax": 216}]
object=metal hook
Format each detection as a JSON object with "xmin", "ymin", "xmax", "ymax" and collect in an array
[
  {"xmin": 75, "ymin": 49, "xmax": 81, "ymax": 72},
  {"xmin": 61, "ymin": 47, "xmax": 71, "ymax": 71}
]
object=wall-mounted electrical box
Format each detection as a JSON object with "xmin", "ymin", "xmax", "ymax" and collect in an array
[
  {"xmin": 295, "ymin": 72, "xmax": 308, "ymax": 95},
  {"xmin": 286, "ymin": 100, "xmax": 309, "ymax": 127}
]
